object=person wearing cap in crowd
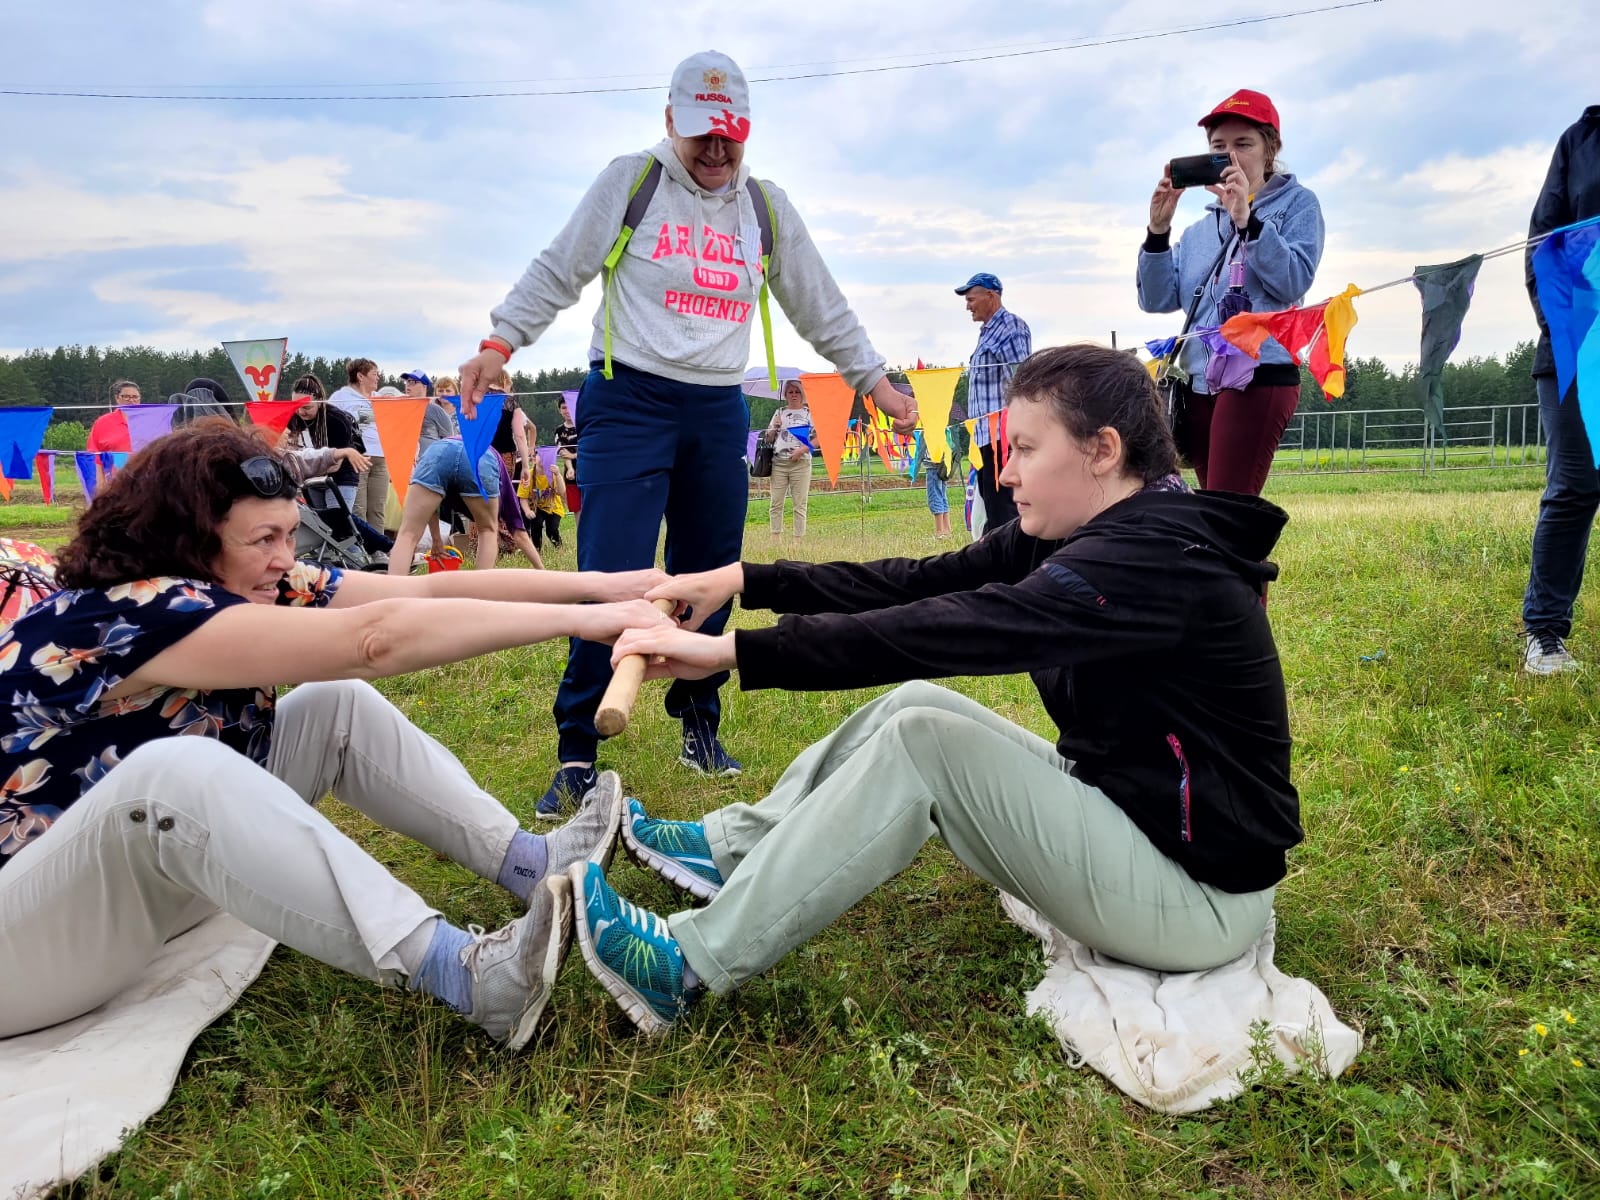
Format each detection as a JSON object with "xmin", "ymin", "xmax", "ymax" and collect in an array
[
  {"xmin": 956, "ymin": 272, "xmax": 1031, "ymax": 532},
  {"xmin": 1138, "ymin": 89, "xmax": 1324, "ymax": 496},
  {"xmin": 456, "ymin": 50, "xmax": 917, "ymax": 817},
  {"xmin": 87, "ymin": 380, "xmax": 141, "ymax": 455}
]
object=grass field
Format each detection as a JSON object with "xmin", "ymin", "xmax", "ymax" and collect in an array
[{"xmin": 23, "ymin": 466, "xmax": 1600, "ymax": 1199}]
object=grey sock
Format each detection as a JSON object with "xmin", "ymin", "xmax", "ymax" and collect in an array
[
  {"xmin": 496, "ymin": 829, "xmax": 548, "ymax": 903},
  {"xmin": 406, "ymin": 919, "xmax": 475, "ymax": 1014}
]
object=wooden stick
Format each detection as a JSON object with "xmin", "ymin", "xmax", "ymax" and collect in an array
[{"xmin": 595, "ymin": 598, "xmax": 678, "ymax": 737}]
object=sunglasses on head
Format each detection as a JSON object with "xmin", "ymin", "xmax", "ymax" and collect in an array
[{"xmin": 234, "ymin": 455, "xmax": 299, "ymax": 500}]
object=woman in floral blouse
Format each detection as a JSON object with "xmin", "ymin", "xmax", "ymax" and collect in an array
[{"xmin": 0, "ymin": 420, "xmax": 670, "ymax": 1049}]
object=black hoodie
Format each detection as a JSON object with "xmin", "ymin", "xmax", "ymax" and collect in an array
[{"xmin": 734, "ymin": 491, "xmax": 1301, "ymax": 894}]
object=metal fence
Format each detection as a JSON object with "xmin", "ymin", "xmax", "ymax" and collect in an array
[{"xmin": 1276, "ymin": 404, "xmax": 1545, "ymax": 474}]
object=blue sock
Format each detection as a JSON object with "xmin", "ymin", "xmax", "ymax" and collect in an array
[
  {"xmin": 407, "ymin": 920, "xmax": 476, "ymax": 1014},
  {"xmin": 496, "ymin": 829, "xmax": 548, "ymax": 903}
]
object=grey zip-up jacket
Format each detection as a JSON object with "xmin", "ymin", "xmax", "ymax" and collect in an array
[
  {"xmin": 1136, "ymin": 173, "xmax": 1325, "ymax": 391},
  {"xmin": 490, "ymin": 142, "xmax": 888, "ymax": 393}
]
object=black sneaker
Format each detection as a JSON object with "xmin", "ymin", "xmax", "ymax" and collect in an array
[
  {"xmin": 679, "ymin": 729, "xmax": 742, "ymax": 777},
  {"xmin": 536, "ymin": 764, "xmax": 598, "ymax": 821}
]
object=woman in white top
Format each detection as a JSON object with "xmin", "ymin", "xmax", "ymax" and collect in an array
[{"xmin": 766, "ymin": 378, "xmax": 813, "ymax": 541}]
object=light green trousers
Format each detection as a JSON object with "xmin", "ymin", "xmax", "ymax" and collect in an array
[{"xmin": 669, "ymin": 681, "xmax": 1274, "ymax": 993}]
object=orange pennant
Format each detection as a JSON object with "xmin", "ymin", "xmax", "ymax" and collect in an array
[
  {"xmin": 371, "ymin": 398, "xmax": 429, "ymax": 506},
  {"xmin": 0, "ymin": 476, "xmax": 12, "ymax": 502},
  {"xmin": 800, "ymin": 373, "xmax": 856, "ymax": 487}
]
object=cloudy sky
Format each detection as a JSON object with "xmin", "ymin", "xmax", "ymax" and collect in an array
[{"xmin": 0, "ymin": 0, "xmax": 1590, "ymax": 381}]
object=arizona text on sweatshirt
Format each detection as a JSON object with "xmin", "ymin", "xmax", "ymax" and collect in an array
[
  {"xmin": 734, "ymin": 493, "xmax": 1302, "ymax": 894},
  {"xmin": 491, "ymin": 142, "xmax": 887, "ymax": 392}
]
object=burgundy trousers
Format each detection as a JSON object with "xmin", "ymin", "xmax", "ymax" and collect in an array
[{"xmin": 1185, "ymin": 384, "xmax": 1301, "ymax": 495}]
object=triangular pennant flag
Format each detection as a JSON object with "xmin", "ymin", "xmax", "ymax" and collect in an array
[
  {"xmin": 221, "ymin": 338, "xmax": 289, "ymax": 404},
  {"xmin": 1220, "ymin": 284, "xmax": 1362, "ymax": 401},
  {"xmin": 998, "ymin": 408, "xmax": 1010, "ymax": 469},
  {"xmin": 537, "ymin": 445, "xmax": 560, "ymax": 478},
  {"xmin": 746, "ymin": 431, "xmax": 760, "ymax": 462},
  {"xmin": 245, "ymin": 399, "xmax": 302, "ymax": 439},
  {"xmin": 124, "ymin": 404, "xmax": 177, "ymax": 452},
  {"xmin": 859, "ymin": 397, "xmax": 898, "ymax": 474},
  {"xmin": 562, "ymin": 389, "xmax": 581, "ymax": 425},
  {"xmin": 450, "ymin": 390, "xmax": 505, "ymax": 497},
  {"xmin": 34, "ymin": 453, "xmax": 54, "ymax": 505},
  {"xmin": 370, "ymin": 397, "xmax": 429, "ymax": 506},
  {"xmin": 904, "ymin": 367, "xmax": 962, "ymax": 464},
  {"xmin": 965, "ymin": 419, "xmax": 982, "ymax": 471},
  {"xmin": 799, "ymin": 373, "xmax": 856, "ymax": 487},
  {"xmin": 1532, "ymin": 216, "xmax": 1600, "ymax": 464},
  {"xmin": 986, "ymin": 412, "xmax": 1003, "ymax": 482},
  {"xmin": 0, "ymin": 408, "xmax": 54, "ymax": 479},
  {"xmin": 74, "ymin": 451, "xmax": 101, "ymax": 504},
  {"xmin": 0, "ymin": 475, "xmax": 12, "ymax": 502},
  {"xmin": 107, "ymin": 451, "xmax": 129, "ymax": 471},
  {"xmin": 1413, "ymin": 254, "xmax": 1484, "ymax": 439}
]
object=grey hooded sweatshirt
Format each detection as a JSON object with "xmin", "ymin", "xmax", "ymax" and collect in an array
[
  {"xmin": 490, "ymin": 142, "xmax": 887, "ymax": 393},
  {"xmin": 1136, "ymin": 172, "xmax": 1325, "ymax": 392}
]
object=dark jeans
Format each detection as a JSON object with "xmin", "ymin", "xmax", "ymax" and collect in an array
[
  {"xmin": 1184, "ymin": 383, "xmax": 1301, "ymax": 495},
  {"xmin": 1523, "ymin": 374, "xmax": 1598, "ymax": 638},
  {"xmin": 554, "ymin": 361, "xmax": 750, "ymax": 762},
  {"xmin": 529, "ymin": 508, "xmax": 562, "ymax": 549},
  {"xmin": 977, "ymin": 440, "xmax": 1018, "ymax": 534}
]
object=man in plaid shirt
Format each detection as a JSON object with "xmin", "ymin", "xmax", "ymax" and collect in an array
[{"xmin": 956, "ymin": 272, "xmax": 1031, "ymax": 531}]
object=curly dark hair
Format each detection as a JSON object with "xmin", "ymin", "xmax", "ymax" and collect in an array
[
  {"xmin": 1006, "ymin": 343, "xmax": 1178, "ymax": 483},
  {"xmin": 54, "ymin": 419, "xmax": 294, "ymax": 589}
]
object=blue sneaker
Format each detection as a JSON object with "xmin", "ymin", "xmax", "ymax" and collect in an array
[
  {"xmin": 568, "ymin": 860, "xmax": 695, "ymax": 1036},
  {"xmin": 679, "ymin": 729, "xmax": 742, "ymax": 777},
  {"xmin": 620, "ymin": 798, "xmax": 724, "ymax": 901},
  {"xmin": 536, "ymin": 764, "xmax": 597, "ymax": 821}
]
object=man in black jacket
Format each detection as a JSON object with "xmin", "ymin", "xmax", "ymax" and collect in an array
[{"xmin": 1522, "ymin": 106, "xmax": 1600, "ymax": 674}]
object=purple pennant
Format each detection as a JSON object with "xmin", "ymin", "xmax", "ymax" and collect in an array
[
  {"xmin": 537, "ymin": 445, "xmax": 559, "ymax": 478},
  {"xmin": 746, "ymin": 431, "xmax": 759, "ymax": 462},
  {"xmin": 124, "ymin": 404, "xmax": 177, "ymax": 452},
  {"xmin": 562, "ymin": 389, "xmax": 580, "ymax": 425}
]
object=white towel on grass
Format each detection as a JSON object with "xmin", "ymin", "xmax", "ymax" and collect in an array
[
  {"xmin": 1002, "ymin": 895, "xmax": 1360, "ymax": 1114},
  {"xmin": 0, "ymin": 914, "xmax": 274, "ymax": 1200}
]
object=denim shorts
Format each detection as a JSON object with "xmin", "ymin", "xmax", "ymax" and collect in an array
[{"xmin": 411, "ymin": 439, "xmax": 500, "ymax": 500}]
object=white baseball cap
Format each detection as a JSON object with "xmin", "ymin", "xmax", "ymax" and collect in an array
[{"xmin": 668, "ymin": 51, "xmax": 751, "ymax": 143}]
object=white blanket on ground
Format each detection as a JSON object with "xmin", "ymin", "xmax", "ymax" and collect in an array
[
  {"xmin": 1002, "ymin": 895, "xmax": 1361, "ymax": 1114},
  {"xmin": 0, "ymin": 914, "xmax": 275, "ymax": 1200}
]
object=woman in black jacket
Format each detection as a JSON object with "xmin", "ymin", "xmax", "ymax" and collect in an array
[{"xmin": 566, "ymin": 344, "xmax": 1301, "ymax": 1036}]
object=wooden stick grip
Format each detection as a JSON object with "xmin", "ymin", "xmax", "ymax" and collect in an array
[{"xmin": 595, "ymin": 598, "xmax": 678, "ymax": 737}]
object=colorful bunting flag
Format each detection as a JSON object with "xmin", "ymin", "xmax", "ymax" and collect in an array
[
  {"xmin": 124, "ymin": 404, "xmax": 177, "ymax": 452},
  {"xmin": 800, "ymin": 373, "xmax": 856, "ymax": 486},
  {"xmin": 1531, "ymin": 215, "xmax": 1600, "ymax": 465},
  {"xmin": 74, "ymin": 452, "xmax": 101, "ymax": 504},
  {"xmin": 0, "ymin": 408, "xmax": 54, "ymax": 480},
  {"xmin": 370, "ymin": 397, "xmax": 429, "ymax": 506},
  {"xmin": 34, "ymin": 453, "xmax": 53, "ymax": 505},
  {"xmin": 1413, "ymin": 254, "xmax": 1484, "ymax": 438},
  {"xmin": 1220, "ymin": 284, "xmax": 1362, "ymax": 399},
  {"xmin": 745, "ymin": 431, "xmax": 760, "ymax": 462},
  {"xmin": 904, "ymin": 367, "xmax": 962, "ymax": 465},
  {"xmin": 450, "ymin": 390, "xmax": 505, "ymax": 497},
  {"xmin": 562, "ymin": 389, "xmax": 580, "ymax": 425},
  {"xmin": 221, "ymin": 338, "xmax": 289, "ymax": 404},
  {"xmin": 964, "ymin": 419, "xmax": 982, "ymax": 471},
  {"xmin": 244, "ymin": 400, "xmax": 302, "ymax": 439}
]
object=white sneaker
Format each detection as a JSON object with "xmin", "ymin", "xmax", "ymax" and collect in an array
[
  {"xmin": 544, "ymin": 769, "xmax": 623, "ymax": 879},
  {"xmin": 1524, "ymin": 632, "xmax": 1580, "ymax": 675},
  {"xmin": 462, "ymin": 872, "xmax": 573, "ymax": 1049}
]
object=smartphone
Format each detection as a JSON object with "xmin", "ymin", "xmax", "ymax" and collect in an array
[{"xmin": 1168, "ymin": 153, "xmax": 1231, "ymax": 190}]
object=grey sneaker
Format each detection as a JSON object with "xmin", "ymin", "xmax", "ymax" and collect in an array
[
  {"xmin": 1524, "ymin": 631, "xmax": 1580, "ymax": 675},
  {"xmin": 462, "ymin": 871, "xmax": 573, "ymax": 1050},
  {"xmin": 545, "ymin": 769, "xmax": 623, "ymax": 879}
]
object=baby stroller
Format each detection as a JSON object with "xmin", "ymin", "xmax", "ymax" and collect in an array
[{"xmin": 297, "ymin": 477, "xmax": 388, "ymax": 572}]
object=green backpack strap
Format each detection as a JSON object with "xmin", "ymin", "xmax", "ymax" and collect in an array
[
  {"xmin": 745, "ymin": 177, "xmax": 779, "ymax": 391},
  {"xmin": 601, "ymin": 158, "xmax": 664, "ymax": 380}
]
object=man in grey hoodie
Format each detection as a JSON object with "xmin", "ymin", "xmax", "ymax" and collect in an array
[
  {"xmin": 1137, "ymin": 89, "xmax": 1324, "ymax": 496},
  {"xmin": 456, "ymin": 50, "xmax": 916, "ymax": 816}
]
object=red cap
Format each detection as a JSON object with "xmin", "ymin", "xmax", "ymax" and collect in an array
[{"xmin": 1199, "ymin": 89, "xmax": 1280, "ymax": 135}]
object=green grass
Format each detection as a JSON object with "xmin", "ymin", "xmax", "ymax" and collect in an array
[{"xmin": 36, "ymin": 468, "xmax": 1600, "ymax": 1198}]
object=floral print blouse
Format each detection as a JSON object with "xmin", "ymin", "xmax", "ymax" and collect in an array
[{"xmin": 0, "ymin": 562, "xmax": 342, "ymax": 871}]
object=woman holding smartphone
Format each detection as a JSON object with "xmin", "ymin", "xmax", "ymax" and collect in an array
[{"xmin": 1137, "ymin": 89, "xmax": 1324, "ymax": 495}]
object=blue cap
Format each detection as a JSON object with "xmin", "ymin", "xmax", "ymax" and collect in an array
[
  {"xmin": 400, "ymin": 370, "xmax": 431, "ymax": 388},
  {"xmin": 955, "ymin": 272, "xmax": 1002, "ymax": 295}
]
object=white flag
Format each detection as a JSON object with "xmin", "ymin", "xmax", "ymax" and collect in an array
[{"xmin": 221, "ymin": 337, "xmax": 289, "ymax": 404}]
